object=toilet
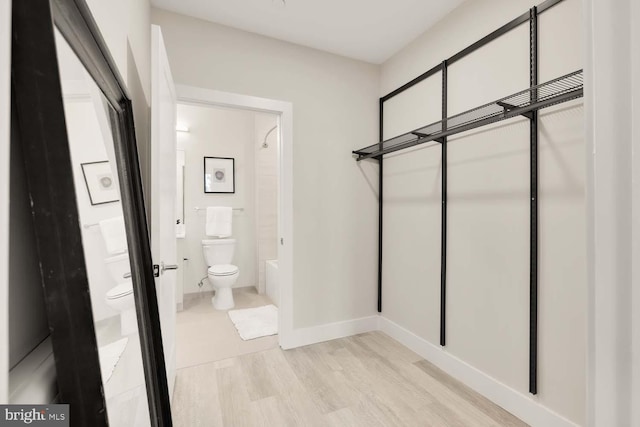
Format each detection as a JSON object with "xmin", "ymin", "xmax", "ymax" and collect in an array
[
  {"xmin": 104, "ymin": 252, "xmax": 137, "ymax": 335},
  {"xmin": 202, "ymin": 239, "xmax": 239, "ymax": 310}
]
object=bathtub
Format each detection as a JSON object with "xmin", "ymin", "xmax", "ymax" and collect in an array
[{"xmin": 265, "ymin": 260, "xmax": 279, "ymax": 307}]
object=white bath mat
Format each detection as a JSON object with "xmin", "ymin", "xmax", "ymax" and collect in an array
[
  {"xmin": 228, "ymin": 305, "xmax": 278, "ymax": 340},
  {"xmin": 99, "ymin": 337, "xmax": 128, "ymax": 383}
]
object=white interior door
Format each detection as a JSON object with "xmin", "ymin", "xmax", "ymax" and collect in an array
[{"xmin": 151, "ymin": 25, "xmax": 177, "ymax": 398}]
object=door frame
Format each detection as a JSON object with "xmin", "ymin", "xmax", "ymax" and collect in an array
[{"xmin": 175, "ymin": 85, "xmax": 295, "ymax": 347}]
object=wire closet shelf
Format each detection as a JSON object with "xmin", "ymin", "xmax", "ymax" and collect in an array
[{"xmin": 353, "ymin": 69, "xmax": 583, "ymax": 161}]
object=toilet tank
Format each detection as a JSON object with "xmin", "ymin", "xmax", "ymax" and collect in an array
[
  {"xmin": 202, "ymin": 238, "xmax": 236, "ymax": 266},
  {"xmin": 104, "ymin": 252, "xmax": 131, "ymax": 284}
]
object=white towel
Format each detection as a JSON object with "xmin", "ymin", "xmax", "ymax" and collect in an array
[
  {"xmin": 99, "ymin": 216, "xmax": 128, "ymax": 255},
  {"xmin": 206, "ymin": 207, "xmax": 232, "ymax": 237}
]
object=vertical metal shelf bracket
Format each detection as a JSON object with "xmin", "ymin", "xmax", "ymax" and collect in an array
[
  {"xmin": 529, "ymin": 6, "xmax": 539, "ymax": 395},
  {"xmin": 378, "ymin": 99, "xmax": 384, "ymax": 313},
  {"xmin": 440, "ymin": 60, "xmax": 448, "ymax": 347}
]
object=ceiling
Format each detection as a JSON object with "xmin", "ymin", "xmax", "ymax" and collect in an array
[{"xmin": 150, "ymin": 0, "xmax": 465, "ymax": 64}]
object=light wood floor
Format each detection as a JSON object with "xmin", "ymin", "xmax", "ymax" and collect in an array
[{"xmin": 171, "ymin": 331, "xmax": 528, "ymax": 426}]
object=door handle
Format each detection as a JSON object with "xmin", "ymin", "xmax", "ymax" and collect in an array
[
  {"xmin": 161, "ymin": 262, "xmax": 179, "ymax": 274},
  {"xmin": 123, "ymin": 272, "xmax": 132, "ymax": 279}
]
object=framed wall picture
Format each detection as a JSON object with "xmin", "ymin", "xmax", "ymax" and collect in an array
[
  {"xmin": 81, "ymin": 161, "xmax": 120, "ymax": 205},
  {"xmin": 204, "ymin": 157, "xmax": 235, "ymax": 193}
]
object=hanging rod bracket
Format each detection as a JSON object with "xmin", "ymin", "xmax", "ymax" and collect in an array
[{"xmin": 496, "ymin": 101, "xmax": 534, "ymax": 119}]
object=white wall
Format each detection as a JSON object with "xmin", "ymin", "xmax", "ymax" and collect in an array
[
  {"xmin": 380, "ymin": 0, "xmax": 585, "ymax": 425},
  {"xmin": 8, "ymin": 132, "xmax": 51, "ymax": 372},
  {"xmin": 152, "ymin": 9, "xmax": 380, "ymax": 328},
  {"xmin": 178, "ymin": 103, "xmax": 258, "ymax": 293},
  {"xmin": 0, "ymin": 0, "xmax": 11, "ymax": 404},
  {"xmin": 254, "ymin": 113, "xmax": 279, "ymax": 294},
  {"xmin": 632, "ymin": 3, "xmax": 640, "ymax": 425},
  {"xmin": 86, "ymin": 0, "xmax": 151, "ymax": 104},
  {"xmin": 176, "ymin": 149, "xmax": 185, "ymax": 226},
  {"xmin": 584, "ymin": 0, "xmax": 640, "ymax": 425}
]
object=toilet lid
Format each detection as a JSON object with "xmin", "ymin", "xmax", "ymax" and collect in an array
[
  {"xmin": 107, "ymin": 281, "xmax": 133, "ymax": 299},
  {"xmin": 208, "ymin": 264, "xmax": 238, "ymax": 276}
]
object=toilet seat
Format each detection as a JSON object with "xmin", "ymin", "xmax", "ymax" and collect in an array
[
  {"xmin": 208, "ymin": 264, "xmax": 239, "ymax": 276},
  {"xmin": 107, "ymin": 281, "xmax": 133, "ymax": 299}
]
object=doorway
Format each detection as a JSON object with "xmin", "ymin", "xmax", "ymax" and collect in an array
[{"xmin": 171, "ymin": 86, "xmax": 294, "ymax": 368}]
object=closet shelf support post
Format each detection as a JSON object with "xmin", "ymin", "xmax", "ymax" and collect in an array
[
  {"xmin": 440, "ymin": 60, "xmax": 448, "ymax": 347},
  {"xmin": 529, "ymin": 5, "xmax": 539, "ymax": 396},
  {"xmin": 378, "ymin": 99, "xmax": 383, "ymax": 313}
]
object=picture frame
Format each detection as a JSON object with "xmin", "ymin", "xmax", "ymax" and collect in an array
[
  {"xmin": 81, "ymin": 160, "xmax": 120, "ymax": 205},
  {"xmin": 204, "ymin": 156, "xmax": 235, "ymax": 193}
]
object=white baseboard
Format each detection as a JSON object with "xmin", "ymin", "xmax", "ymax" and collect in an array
[
  {"xmin": 280, "ymin": 315, "xmax": 379, "ymax": 350},
  {"xmin": 378, "ymin": 316, "xmax": 579, "ymax": 427},
  {"xmin": 278, "ymin": 314, "xmax": 580, "ymax": 426}
]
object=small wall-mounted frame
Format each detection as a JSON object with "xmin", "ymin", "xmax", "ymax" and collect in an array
[
  {"xmin": 81, "ymin": 161, "xmax": 120, "ymax": 205},
  {"xmin": 204, "ymin": 156, "xmax": 235, "ymax": 193}
]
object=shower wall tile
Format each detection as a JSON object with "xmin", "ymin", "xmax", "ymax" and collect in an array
[{"xmin": 255, "ymin": 113, "xmax": 279, "ymax": 293}]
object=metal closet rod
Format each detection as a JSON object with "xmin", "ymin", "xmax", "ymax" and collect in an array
[{"xmin": 354, "ymin": 70, "xmax": 583, "ymax": 161}]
